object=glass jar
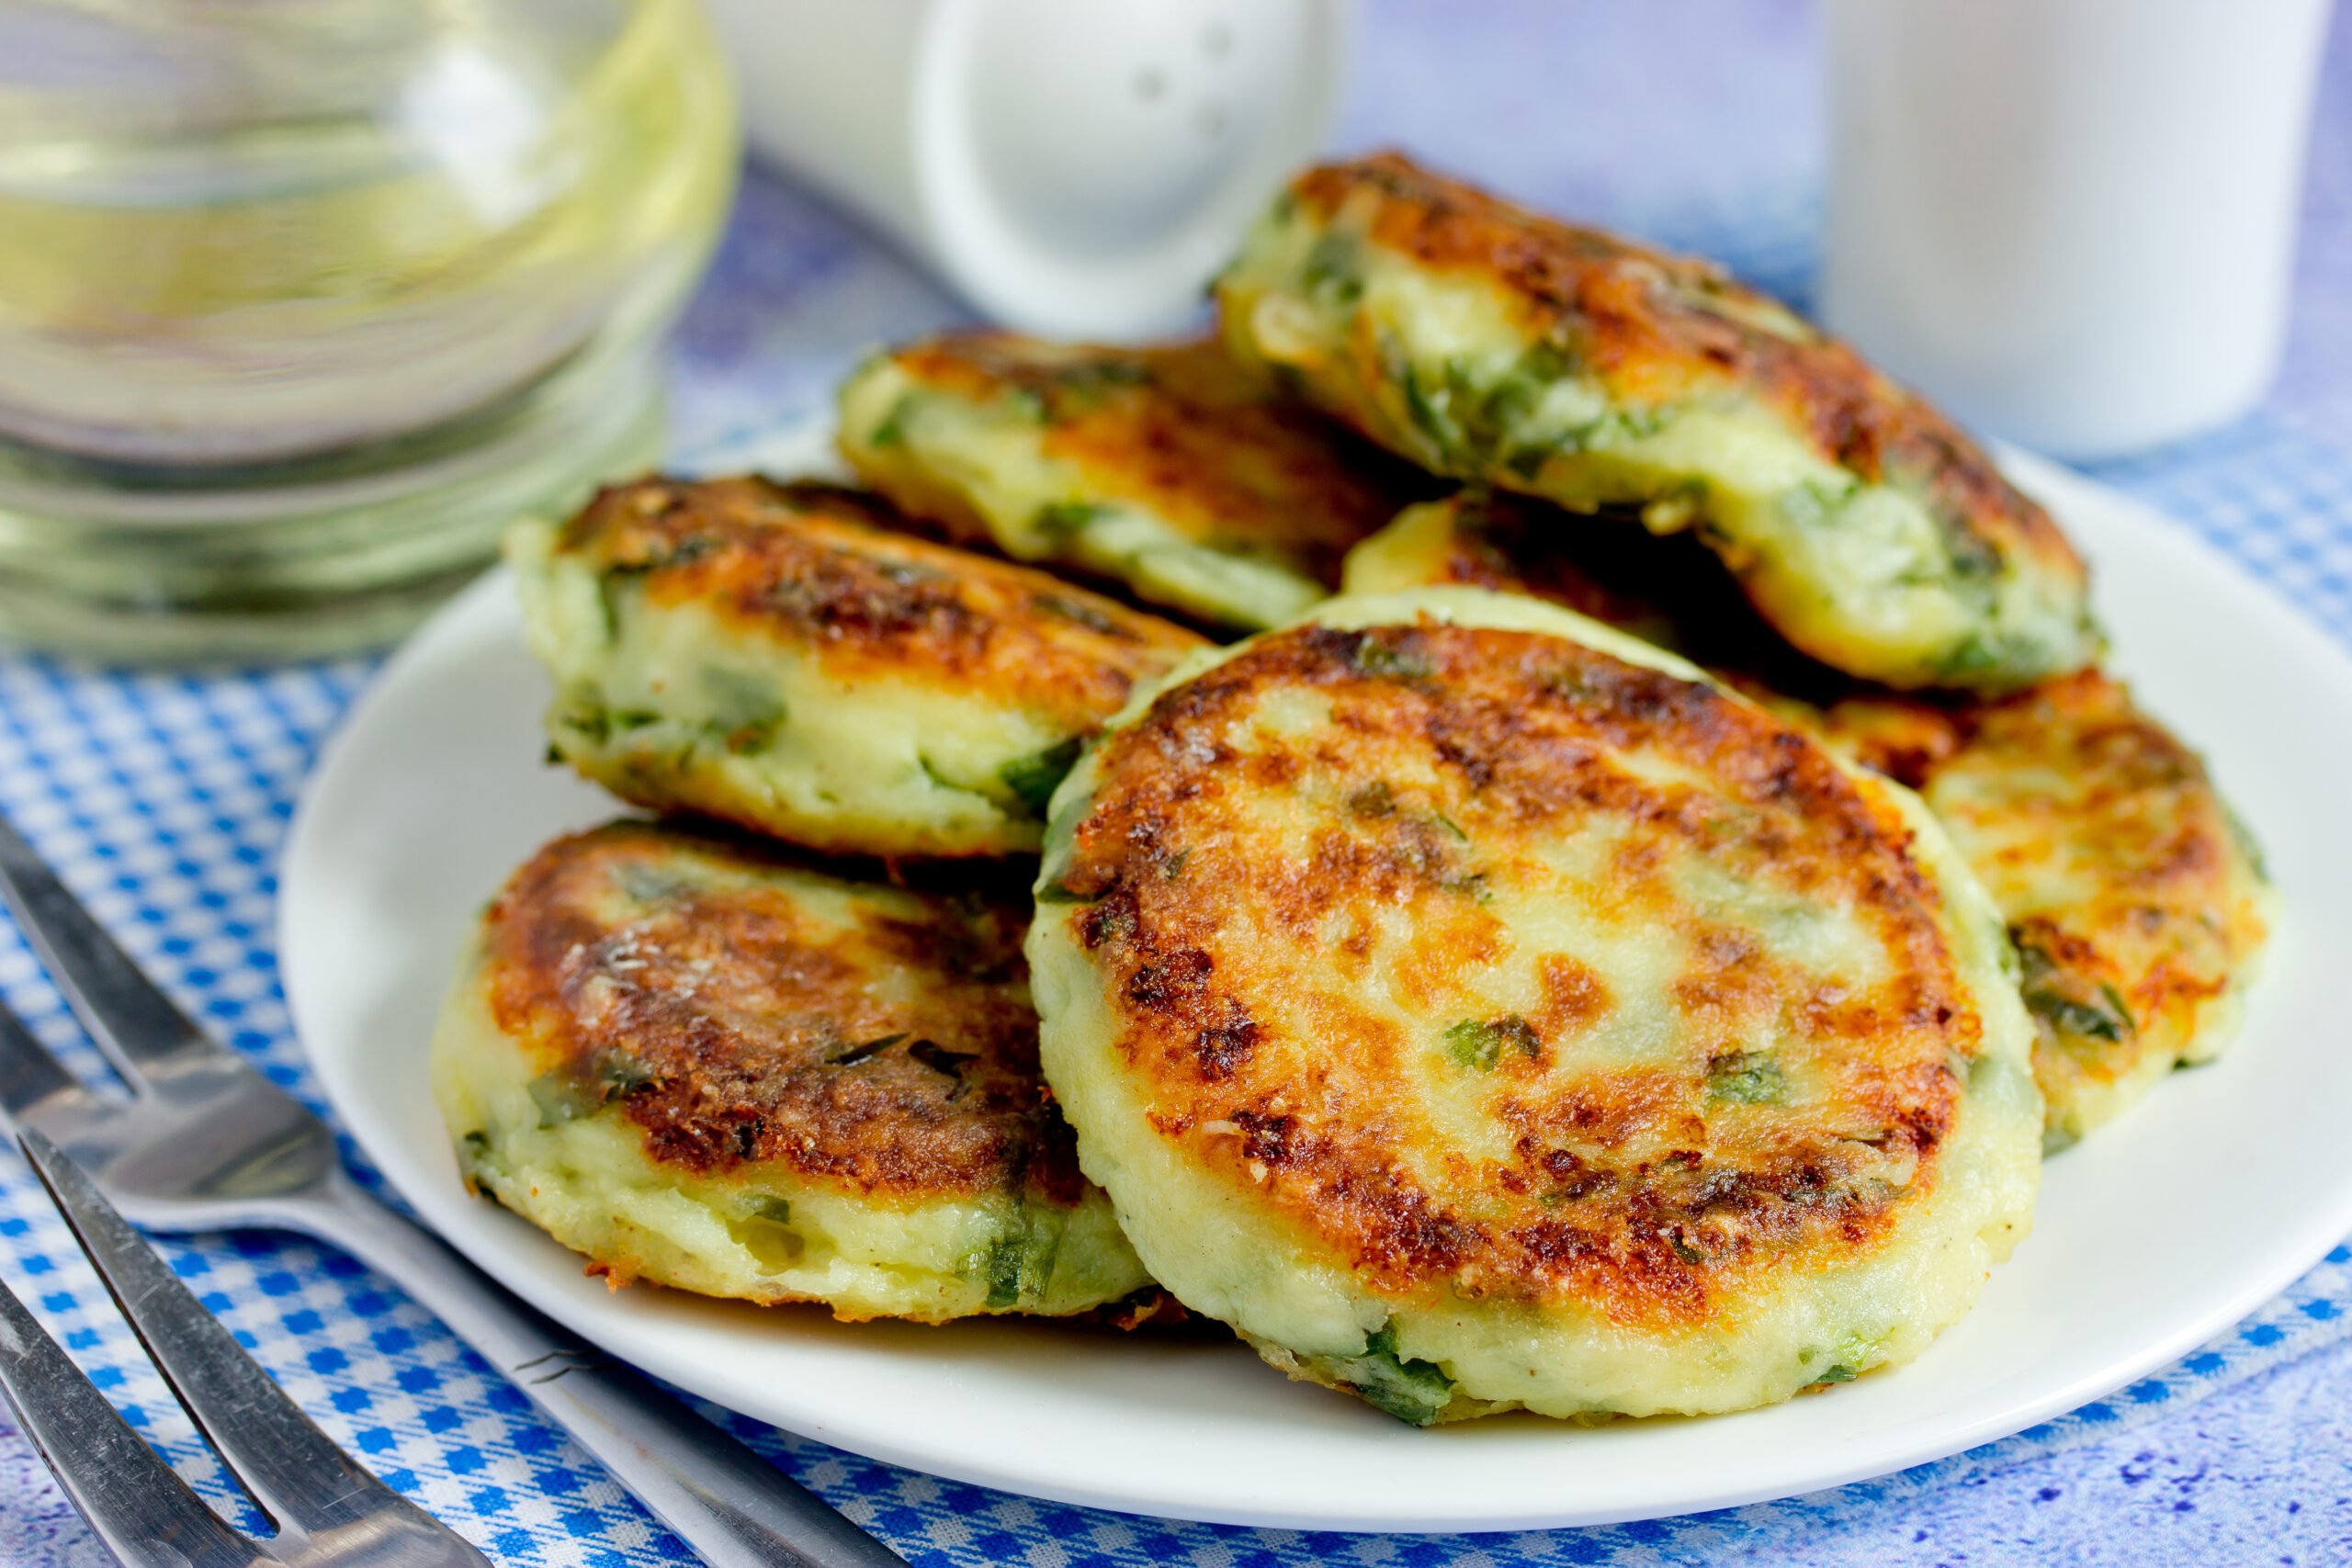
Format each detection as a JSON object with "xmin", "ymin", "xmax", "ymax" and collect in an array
[{"xmin": 0, "ymin": 0, "xmax": 737, "ymax": 661}]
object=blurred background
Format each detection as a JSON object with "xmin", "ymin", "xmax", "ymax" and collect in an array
[
  {"xmin": 675, "ymin": 0, "xmax": 2352, "ymax": 459},
  {"xmin": 5, "ymin": 0, "xmax": 2344, "ymax": 660}
]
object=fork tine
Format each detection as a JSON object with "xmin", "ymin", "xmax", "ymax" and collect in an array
[
  {"xmin": 19, "ymin": 1129, "xmax": 483, "ymax": 1557},
  {"xmin": 0, "ymin": 810, "xmax": 214, "ymax": 1085},
  {"xmin": 0, "ymin": 999, "xmax": 83, "ymax": 1125},
  {"xmin": 0, "ymin": 1268, "xmax": 263, "ymax": 1567}
]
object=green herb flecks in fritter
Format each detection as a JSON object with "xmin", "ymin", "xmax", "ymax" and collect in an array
[
  {"xmin": 508, "ymin": 477, "xmax": 1206, "ymax": 858},
  {"xmin": 838, "ymin": 333, "xmax": 1429, "ymax": 630},
  {"xmin": 1345, "ymin": 491, "xmax": 2272, "ymax": 1149},
  {"xmin": 1216, "ymin": 152, "xmax": 2099, "ymax": 690},
  {"xmin": 1028, "ymin": 586, "xmax": 2040, "ymax": 1425},
  {"xmin": 433, "ymin": 821, "xmax": 1154, "ymax": 1321}
]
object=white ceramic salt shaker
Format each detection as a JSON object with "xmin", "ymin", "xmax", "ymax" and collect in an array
[
  {"xmin": 1821, "ymin": 0, "xmax": 2335, "ymax": 459},
  {"xmin": 701, "ymin": 0, "xmax": 1352, "ymax": 337}
]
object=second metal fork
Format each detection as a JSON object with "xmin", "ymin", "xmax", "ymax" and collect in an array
[
  {"xmin": 0, "ymin": 812, "xmax": 907, "ymax": 1568},
  {"xmin": 1, "ymin": 1126, "xmax": 490, "ymax": 1566}
]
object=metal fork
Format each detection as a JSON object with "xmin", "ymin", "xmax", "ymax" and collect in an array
[
  {"xmin": 1, "ymin": 1127, "xmax": 490, "ymax": 1566},
  {"xmin": 0, "ymin": 813, "xmax": 908, "ymax": 1568}
]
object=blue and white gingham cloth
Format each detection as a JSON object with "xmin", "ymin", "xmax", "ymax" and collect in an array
[{"xmin": 9, "ymin": 4, "xmax": 2352, "ymax": 1562}]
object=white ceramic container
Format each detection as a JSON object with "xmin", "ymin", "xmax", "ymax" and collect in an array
[
  {"xmin": 1823, "ymin": 0, "xmax": 2335, "ymax": 458},
  {"xmin": 702, "ymin": 0, "xmax": 1352, "ymax": 336}
]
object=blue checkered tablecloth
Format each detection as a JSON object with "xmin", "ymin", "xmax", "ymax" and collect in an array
[{"xmin": 8, "ymin": 4, "xmax": 2352, "ymax": 1562}]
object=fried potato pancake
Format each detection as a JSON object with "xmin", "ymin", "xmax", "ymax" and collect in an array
[
  {"xmin": 1346, "ymin": 492, "xmax": 2273, "ymax": 1147},
  {"xmin": 836, "ymin": 333, "xmax": 1426, "ymax": 629},
  {"xmin": 1027, "ymin": 589, "xmax": 2039, "ymax": 1422},
  {"xmin": 508, "ymin": 477, "xmax": 1206, "ymax": 858},
  {"xmin": 431, "ymin": 820, "xmax": 1153, "ymax": 1321},
  {"xmin": 1216, "ymin": 152, "xmax": 2099, "ymax": 690},
  {"xmin": 1819, "ymin": 681, "xmax": 2274, "ymax": 1149}
]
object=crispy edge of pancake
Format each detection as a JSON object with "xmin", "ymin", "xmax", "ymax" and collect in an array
[
  {"xmin": 1218, "ymin": 152, "xmax": 2099, "ymax": 690},
  {"xmin": 1346, "ymin": 492, "xmax": 2275, "ymax": 1147},
  {"xmin": 431, "ymin": 820, "xmax": 1155, "ymax": 1322},
  {"xmin": 1820, "ymin": 675, "xmax": 2276, "ymax": 1148},
  {"xmin": 837, "ymin": 334, "xmax": 1426, "ymax": 628},
  {"xmin": 506, "ymin": 475, "xmax": 1207, "ymax": 857},
  {"xmin": 1028, "ymin": 586, "xmax": 2040, "ymax": 1421}
]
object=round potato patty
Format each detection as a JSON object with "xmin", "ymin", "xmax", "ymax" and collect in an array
[
  {"xmin": 508, "ymin": 476, "xmax": 1207, "ymax": 858},
  {"xmin": 1345, "ymin": 492, "xmax": 2273, "ymax": 1149},
  {"xmin": 1216, "ymin": 152, "xmax": 2098, "ymax": 691},
  {"xmin": 837, "ymin": 333, "xmax": 1427, "ymax": 630},
  {"xmin": 1027, "ymin": 589, "xmax": 2041, "ymax": 1423},
  {"xmin": 432, "ymin": 820, "xmax": 1153, "ymax": 1322}
]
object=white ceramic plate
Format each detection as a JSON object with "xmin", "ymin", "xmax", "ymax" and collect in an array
[{"xmin": 279, "ymin": 422, "xmax": 2352, "ymax": 1532}]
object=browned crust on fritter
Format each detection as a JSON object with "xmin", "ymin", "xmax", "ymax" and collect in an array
[
  {"xmin": 1381, "ymin": 494, "xmax": 1683, "ymax": 638},
  {"xmin": 886, "ymin": 333, "xmax": 1428, "ymax": 583},
  {"xmin": 561, "ymin": 476, "xmax": 1206, "ymax": 731},
  {"xmin": 1387, "ymin": 492, "xmax": 1852, "ymax": 700},
  {"xmin": 480, "ymin": 821, "xmax": 1085, "ymax": 1204},
  {"xmin": 1822, "ymin": 671, "xmax": 2269, "ymax": 1102},
  {"xmin": 1372, "ymin": 495, "xmax": 2267, "ymax": 1116},
  {"xmin": 1286, "ymin": 153, "xmax": 2086, "ymax": 587},
  {"xmin": 1054, "ymin": 621, "xmax": 1977, "ymax": 1326}
]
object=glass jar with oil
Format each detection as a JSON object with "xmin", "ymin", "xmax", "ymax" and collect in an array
[{"xmin": 0, "ymin": 0, "xmax": 736, "ymax": 660}]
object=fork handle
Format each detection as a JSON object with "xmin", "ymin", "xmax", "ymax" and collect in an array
[{"xmin": 278, "ymin": 1174, "xmax": 910, "ymax": 1568}]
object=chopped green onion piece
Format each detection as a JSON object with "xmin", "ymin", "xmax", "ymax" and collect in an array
[
  {"xmin": 1000, "ymin": 736, "xmax": 1085, "ymax": 817},
  {"xmin": 1707, "ymin": 1052, "xmax": 1787, "ymax": 1105},
  {"xmin": 1443, "ymin": 1015, "xmax": 1542, "ymax": 1070},
  {"xmin": 2018, "ymin": 942, "xmax": 2134, "ymax": 1044},
  {"xmin": 589, "ymin": 1047, "xmax": 657, "ymax": 1098},
  {"xmin": 866, "ymin": 391, "xmax": 920, "ymax": 447},
  {"xmin": 1346, "ymin": 1324, "xmax": 1456, "ymax": 1427},
  {"xmin": 1348, "ymin": 633, "xmax": 1434, "ymax": 682},
  {"xmin": 1033, "ymin": 501, "xmax": 1114, "ymax": 539}
]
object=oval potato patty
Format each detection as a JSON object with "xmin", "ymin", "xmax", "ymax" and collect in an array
[
  {"xmin": 1216, "ymin": 152, "xmax": 2098, "ymax": 690},
  {"xmin": 509, "ymin": 477, "xmax": 1207, "ymax": 858},
  {"xmin": 837, "ymin": 333, "xmax": 1425, "ymax": 629},
  {"xmin": 1028, "ymin": 588, "xmax": 2040, "ymax": 1423},
  {"xmin": 1345, "ymin": 491, "xmax": 2273, "ymax": 1147},
  {"xmin": 432, "ymin": 820, "xmax": 1153, "ymax": 1322}
]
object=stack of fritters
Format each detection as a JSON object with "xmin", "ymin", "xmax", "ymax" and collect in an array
[
  {"xmin": 444, "ymin": 383, "xmax": 1376, "ymax": 1325},
  {"xmin": 436, "ymin": 150, "xmax": 2271, "ymax": 1421}
]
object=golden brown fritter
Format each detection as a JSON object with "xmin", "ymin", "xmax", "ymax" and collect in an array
[
  {"xmin": 434, "ymin": 820, "xmax": 1154, "ymax": 1320},
  {"xmin": 1029, "ymin": 591, "xmax": 2038, "ymax": 1421},
  {"xmin": 484, "ymin": 821, "xmax": 1066, "ymax": 1196},
  {"xmin": 1340, "ymin": 484, "xmax": 1824, "ymax": 689},
  {"xmin": 1819, "ymin": 675, "xmax": 2274, "ymax": 1147},
  {"xmin": 1217, "ymin": 152, "xmax": 2099, "ymax": 689},
  {"xmin": 838, "ymin": 334, "xmax": 1430, "ymax": 627},
  {"xmin": 558, "ymin": 477, "xmax": 1203, "ymax": 737},
  {"xmin": 508, "ymin": 477, "xmax": 1209, "ymax": 857},
  {"xmin": 1345, "ymin": 491, "xmax": 2272, "ymax": 1145},
  {"xmin": 1058, "ymin": 619, "xmax": 1978, "ymax": 1307}
]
